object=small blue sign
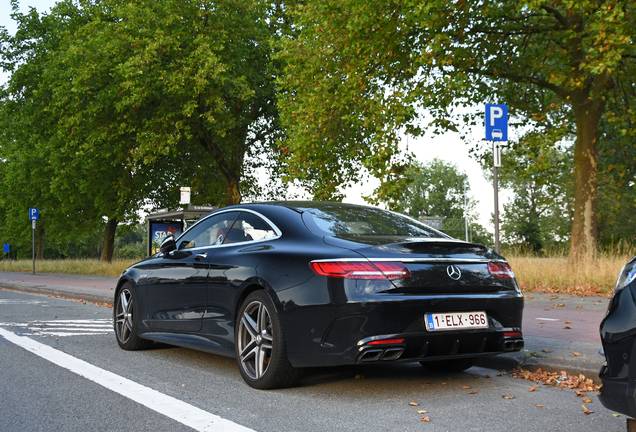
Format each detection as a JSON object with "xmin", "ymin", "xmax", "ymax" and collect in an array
[
  {"xmin": 29, "ymin": 207, "xmax": 39, "ymax": 221},
  {"xmin": 485, "ymin": 104, "xmax": 508, "ymax": 141},
  {"xmin": 3, "ymin": 244, "xmax": 8, "ymax": 253}
]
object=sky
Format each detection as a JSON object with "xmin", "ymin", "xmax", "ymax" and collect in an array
[{"xmin": 0, "ymin": 0, "xmax": 507, "ymax": 232}]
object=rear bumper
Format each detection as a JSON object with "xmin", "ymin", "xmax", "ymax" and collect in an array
[{"xmin": 279, "ymin": 284, "xmax": 524, "ymax": 368}]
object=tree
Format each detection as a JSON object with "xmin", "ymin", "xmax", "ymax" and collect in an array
[
  {"xmin": 76, "ymin": 0, "xmax": 284, "ymax": 207},
  {"xmin": 496, "ymin": 134, "xmax": 573, "ymax": 253},
  {"xmin": 277, "ymin": 1, "xmax": 636, "ymax": 261},
  {"xmin": 395, "ymin": 159, "xmax": 489, "ymax": 243},
  {"xmin": 1, "ymin": 0, "xmax": 287, "ymax": 261},
  {"xmin": 397, "ymin": 159, "xmax": 474, "ymax": 219}
]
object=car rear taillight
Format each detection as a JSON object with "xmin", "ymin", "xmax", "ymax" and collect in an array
[
  {"xmin": 309, "ymin": 261, "xmax": 411, "ymax": 280},
  {"xmin": 488, "ymin": 262, "xmax": 515, "ymax": 279}
]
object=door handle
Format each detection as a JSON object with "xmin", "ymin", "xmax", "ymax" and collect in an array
[{"xmin": 194, "ymin": 253, "xmax": 208, "ymax": 261}]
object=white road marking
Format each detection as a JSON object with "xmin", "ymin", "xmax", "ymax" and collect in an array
[
  {"xmin": 0, "ymin": 319, "xmax": 113, "ymax": 337},
  {"xmin": 535, "ymin": 318, "xmax": 560, "ymax": 321},
  {"xmin": 0, "ymin": 327, "xmax": 255, "ymax": 432},
  {"xmin": 0, "ymin": 299, "xmax": 49, "ymax": 305}
]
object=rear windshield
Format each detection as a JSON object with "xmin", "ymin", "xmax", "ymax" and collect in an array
[{"xmin": 300, "ymin": 205, "xmax": 450, "ymax": 239}]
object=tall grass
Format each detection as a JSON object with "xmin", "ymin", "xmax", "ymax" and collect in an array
[
  {"xmin": 0, "ymin": 258, "xmax": 139, "ymax": 277},
  {"xmin": 503, "ymin": 242, "xmax": 635, "ymax": 296}
]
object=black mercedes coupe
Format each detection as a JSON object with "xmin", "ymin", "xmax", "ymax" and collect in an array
[{"xmin": 114, "ymin": 202, "xmax": 524, "ymax": 389}]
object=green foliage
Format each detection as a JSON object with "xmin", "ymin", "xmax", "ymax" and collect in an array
[
  {"xmin": 277, "ymin": 0, "xmax": 636, "ymax": 259},
  {"xmin": 495, "ymin": 133, "xmax": 574, "ymax": 253},
  {"xmin": 396, "ymin": 159, "xmax": 474, "ymax": 220},
  {"xmin": 395, "ymin": 158, "xmax": 491, "ymax": 245},
  {"xmin": 0, "ymin": 0, "xmax": 289, "ymax": 259}
]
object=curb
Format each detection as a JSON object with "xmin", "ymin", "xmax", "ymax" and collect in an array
[
  {"xmin": 475, "ymin": 351, "xmax": 602, "ymax": 384},
  {"xmin": 0, "ymin": 283, "xmax": 114, "ymax": 306}
]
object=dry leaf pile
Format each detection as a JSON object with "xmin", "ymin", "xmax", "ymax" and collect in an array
[{"xmin": 510, "ymin": 367, "xmax": 601, "ymax": 393}]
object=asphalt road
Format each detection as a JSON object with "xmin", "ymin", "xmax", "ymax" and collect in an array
[{"xmin": 0, "ymin": 288, "xmax": 625, "ymax": 432}]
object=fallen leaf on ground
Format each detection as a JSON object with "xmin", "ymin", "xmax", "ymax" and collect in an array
[
  {"xmin": 573, "ymin": 352, "xmax": 581, "ymax": 356},
  {"xmin": 502, "ymin": 394, "xmax": 515, "ymax": 399},
  {"xmin": 462, "ymin": 386, "xmax": 470, "ymax": 389},
  {"xmin": 355, "ymin": 375, "xmax": 365, "ymax": 379},
  {"xmin": 483, "ymin": 375, "xmax": 491, "ymax": 378},
  {"xmin": 409, "ymin": 402, "xmax": 419, "ymax": 406},
  {"xmin": 417, "ymin": 410, "xmax": 427, "ymax": 414},
  {"xmin": 529, "ymin": 385, "xmax": 539, "ymax": 392},
  {"xmin": 542, "ymin": 349, "xmax": 551, "ymax": 353},
  {"xmin": 472, "ymin": 375, "xmax": 479, "ymax": 379},
  {"xmin": 564, "ymin": 326, "xmax": 572, "ymax": 329},
  {"xmin": 576, "ymin": 305, "xmax": 582, "ymax": 308},
  {"xmin": 582, "ymin": 397, "xmax": 592, "ymax": 403},
  {"xmin": 582, "ymin": 404, "xmax": 594, "ymax": 415},
  {"xmin": 510, "ymin": 367, "xmax": 601, "ymax": 395},
  {"xmin": 536, "ymin": 404, "xmax": 544, "ymax": 408},
  {"xmin": 563, "ymin": 320, "xmax": 572, "ymax": 324},
  {"xmin": 497, "ymin": 372, "xmax": 506, "ymax": 376},
  {"xmin": 420, "ymin": 417, "xmax": 430, "ymax": 422},
  {"xmin": 555, "ymin": 303, "xmax": 565, "ymax": 307},
  {"xmin": 442, "ymin": 383, "xmax": 447, "ymax": 385},
  {"xmin": 469, "ymin": 390, "xmax": 477, "ymax": 394},
  {"xmin": 422, "ymin": 381, "xmax": 431, "ymax": 385},
  {"xmin": 613, "ymin": 414, "xmax": 620, "ymax": 417}
]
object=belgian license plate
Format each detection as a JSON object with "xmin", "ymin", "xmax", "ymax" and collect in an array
[{"xmin": 426, "ymin": 311, "xmax": 488, "ymax": 331}]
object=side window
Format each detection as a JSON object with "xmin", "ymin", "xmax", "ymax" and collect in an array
[
  {"xmin": 177, "ymin": 212, "xmax": 240, "ymax": 250},
  {"xmin": 223, "ymin": 212, "xmax": 278, "ymax": 244}
]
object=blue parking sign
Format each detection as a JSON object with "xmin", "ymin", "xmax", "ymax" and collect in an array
[
  {"xmin": 3, "ymin": 244, "xmax": 8, "ymax": 253},
  {"xmin": 29, "ymin": 207, "xmax": 39, "ymax": 221},
  {"xmin": 485, "ymin": 104, "xmax": 508, "ymax": 141}
]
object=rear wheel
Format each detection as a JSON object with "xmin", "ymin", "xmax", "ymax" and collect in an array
[
  {"xmin": 114, "ymin": 283, "xmax": 152, "ymax": 350},
  {"xmin": 420, "ymin": 357, "xmax": 477, "ymax": 373},
  {"xmin": 235, "ymin": 290, "xmax": 302, "ymax": 389}
]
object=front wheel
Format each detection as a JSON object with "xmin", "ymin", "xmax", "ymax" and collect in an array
[
  {"xmin": 235, "ymin": 291, "xmax": 302, "ymax": 389},
  {"xmin": 420, "ymin": 357, "xmax": 477, "ymax": 373},
  {"xmin": 114, "ymin": 283, "xmax": 152, "ymax": 350}
]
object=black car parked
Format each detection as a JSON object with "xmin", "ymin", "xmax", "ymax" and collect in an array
[
  {"xmin": 114, "ymin": 202, "xmax": 524, "ymax": 389},
  {"xmin": 599, "ymin": 256, "xmax": 636, "ymax": 416}
]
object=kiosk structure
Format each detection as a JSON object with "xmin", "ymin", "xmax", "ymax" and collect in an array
[{"xmin": 146, "ymin": 205, "xmax": 217, "ymax": 256}]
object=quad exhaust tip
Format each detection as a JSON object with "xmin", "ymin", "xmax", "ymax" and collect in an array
[{"xmin": 358, "ymin": 348, "xmax": 405, "ymax": 362}]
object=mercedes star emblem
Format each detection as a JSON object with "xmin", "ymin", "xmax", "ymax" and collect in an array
[{"xmin": 447, "ymin": 265, "xmax": 462, "ymax": 280}]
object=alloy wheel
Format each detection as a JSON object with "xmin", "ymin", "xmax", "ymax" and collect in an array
[
  {"xmin": 237, "ymin": 300, "xmax": 274, "ymax": 380},
  {"xmin": 115, "ymin": 288, "xmax": 134, "ymax": 344}
]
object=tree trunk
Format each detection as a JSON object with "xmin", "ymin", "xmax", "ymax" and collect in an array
[
  {"xmin": 100, "ymin": 217, "xmax": 118, "ymax": 262},
  {"xmin": 569, "ymin": 101, "xmax": 604, "ymax": 263},
  {"xmin": 36, "ymin": 226, "xmax": 45, "ymax": 260},
  {"xmin": 224, "ymin": 175, "xmax": 242, "ymax": 206}
]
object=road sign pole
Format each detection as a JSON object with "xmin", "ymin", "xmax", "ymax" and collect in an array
[
  {"xmin": 493, "ymin": 165, "xmax": 500, "ymax": 254},
  {"xmin": 32, "ymin": 220, "xmax": 36, "ymax": 275}
]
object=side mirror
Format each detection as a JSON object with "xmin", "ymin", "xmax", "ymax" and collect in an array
[{"xmin": 159, "ymin": 235, "xmax": 176, "ymax": 254}]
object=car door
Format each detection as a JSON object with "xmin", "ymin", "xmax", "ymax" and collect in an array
[
  {"xmin": 203, "ymin": 211, "xmax": 281, "ymax": 346},
  {"xmin": 144, "ymin": 211, "xmax": 240, "ymax": 332}
]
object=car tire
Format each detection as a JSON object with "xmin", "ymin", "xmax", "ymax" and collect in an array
[
  {"xmin": 114, "ymin": 282, "xmax": 152, "ymax": 350},
  {"xmin": 420, "ymin": 357, "xmax": 477, "ymax": 373},
  {"xmin": 235, "ymin": 290, "xmax": 303, "ymax": 389}
]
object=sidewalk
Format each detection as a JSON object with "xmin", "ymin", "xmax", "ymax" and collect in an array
[
  {"xmin": 476, "ymin": 292, "xmax": 607, "ymax": 382},
  {"xmin": 0, "ymin": 271, "xmax": 608, "ymax": 381},
  {"xmin": 0, "ymin": 271, "xmax": 117, "ymax": 304}
]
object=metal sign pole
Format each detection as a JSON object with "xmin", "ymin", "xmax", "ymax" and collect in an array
[
  {"xmin": 32, "ymin": 220, "xmax": 36, "ymax": 275},
  {"xmin": 464, "ymin": 181, "xmax": 469, "ymax": 242},
  {"xmin": 493, "ymin": 165, "xmax": 500, "ymax": 254}
]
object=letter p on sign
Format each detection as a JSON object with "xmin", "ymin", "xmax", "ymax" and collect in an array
[{"xmin": 489, "ymin": 106, "xmax": 503, "ymax": 126}]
